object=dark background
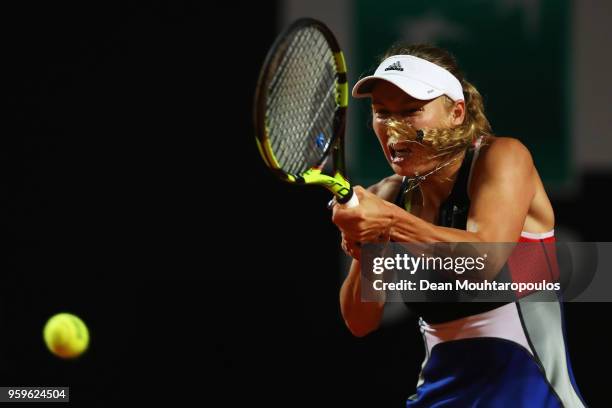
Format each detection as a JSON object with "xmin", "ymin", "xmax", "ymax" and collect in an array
[{"xmin": 3, "ymin": 1, "xmax": 609, "ymax": 406}]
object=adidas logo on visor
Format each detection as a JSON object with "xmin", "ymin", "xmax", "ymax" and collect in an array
[{"xmin": 384, "ymin": 61, "xmax": 403, "ymax": 71}]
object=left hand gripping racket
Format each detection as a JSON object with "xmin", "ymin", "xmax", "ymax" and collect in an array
[{"xmin": 254, "ymin": 18, "xmax": 359, "ymax": 208}]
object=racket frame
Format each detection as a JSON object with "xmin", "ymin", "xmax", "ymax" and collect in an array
[{"xmin": 254, "ymin": 18, "xmax": 354, "ymax": 204}]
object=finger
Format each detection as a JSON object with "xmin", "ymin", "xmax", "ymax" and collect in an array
[
  {"xmin": 353, "ymin": 185, "xmax": 366, "ymax": 199},
  {"xmin": 351, "ymin": 246, "xmax": 361, "ymax": 261},
  {"xmin": 341, "ymin": 241, "xmax": 353, "ymax": 258}
]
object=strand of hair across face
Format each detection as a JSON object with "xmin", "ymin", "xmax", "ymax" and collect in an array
[{"xmin": 404, "ymin": 153, "xmax": 462, "ymax": 194}]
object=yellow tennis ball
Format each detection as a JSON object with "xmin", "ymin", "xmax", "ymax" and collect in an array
[{"xmin": 43, "ymin": 313, "xmax": 90, "ymax": 359}]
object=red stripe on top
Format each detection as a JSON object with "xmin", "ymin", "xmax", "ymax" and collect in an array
[{"xmin": 507, "ymin": 232, "xmax": 558, "ymax": 297}]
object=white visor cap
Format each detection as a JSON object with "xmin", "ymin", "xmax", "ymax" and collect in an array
[{"xmin": 352, "ymin": 55, "xmax": 464, "ymax": 102}]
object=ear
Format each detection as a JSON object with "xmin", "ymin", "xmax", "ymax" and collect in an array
[{"xmin": 450, "ymin": 100, "xmax": 466, "ymax": 126}]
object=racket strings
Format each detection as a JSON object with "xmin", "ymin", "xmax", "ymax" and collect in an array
[
  {"xmin": 269, "ymin": 28, "xmax": 334, "ymax": 171},
  {"xmin": 265, "ymin": 27, "xmax": 338, "ymax": 175},
  {"xmin": 268, "ymin": 29, "xmax": 320, "ymax": 170}
]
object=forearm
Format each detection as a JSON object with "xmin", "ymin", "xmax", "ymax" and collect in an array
[
  {"xmin": 339, "ymin": 258, "xmax": 385, "ymax": 337},
  {"xmin": 387, "ymin": 205, "xmax": 514, "ymax": 279},
  {"xmin": 387, "ymin": 204, "xmax": 482, "ymax": 243}
]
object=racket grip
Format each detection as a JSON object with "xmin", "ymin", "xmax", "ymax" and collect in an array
[{"xmin": 337, "ymin": 189, "xmax": 359, "ymax": 208}]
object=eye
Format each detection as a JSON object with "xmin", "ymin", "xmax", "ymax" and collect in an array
[
  {"xmin": 401, "ymin": 108, "xmax": 423, "ymax": 116},
  {"xmin": 374, "ymin": 109, "xmax": 390, "ymax": 118}
]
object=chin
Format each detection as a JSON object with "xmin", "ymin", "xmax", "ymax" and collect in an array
[{"xmin": 389, "ymin": 160, "xmax": 419, "ymax": 177}]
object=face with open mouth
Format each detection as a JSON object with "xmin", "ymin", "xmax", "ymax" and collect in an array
[
  {"xmin": 385, "ymin": 137, "xmax": 436, "ymax": 175},
  {"xmin": 388, "ymin": 139, "xmax": 419, "ymax": 163},
  {"xmin": 371, "ymin": 81, "xmax": 456, "ymax": 177}
]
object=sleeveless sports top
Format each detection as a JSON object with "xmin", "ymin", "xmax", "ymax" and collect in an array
[
  {"xmin": 398, "ymin": 137, "xmax": 586, "ymax": 407},
  {"xmin": 394, "ymin": 136, "xmax": 557, "ymax": 323}
]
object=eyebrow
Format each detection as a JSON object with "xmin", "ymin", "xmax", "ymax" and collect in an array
[{"xmin": 371, "ymin": 101, "xmax": 422, "ymax": 107}]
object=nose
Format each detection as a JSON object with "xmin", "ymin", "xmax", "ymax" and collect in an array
[
  {"xmin": 383, "ymin": 114, "xmax": 415, "ymax": 126},
  {"xmin": 385, "ymin": 122, "xmax": 425, "ymax": 146}
]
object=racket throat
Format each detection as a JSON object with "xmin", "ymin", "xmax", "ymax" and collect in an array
[{"xmin": 298, "ymin": 169, "xmax": 352, "ymax": 201}]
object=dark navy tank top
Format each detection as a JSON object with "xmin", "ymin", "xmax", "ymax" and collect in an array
[{"xmin": 394, "ymin": 142, "xmax": 506, "ymax": 323}]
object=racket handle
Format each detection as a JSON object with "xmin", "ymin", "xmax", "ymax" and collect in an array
[{"xmin": 337, "ymin": 189, "xmax": 359, "ymax": 208}]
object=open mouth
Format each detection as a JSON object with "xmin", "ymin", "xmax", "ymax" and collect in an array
[{"xmin": 389, "ymin": 141, "xmax": 412, "ymax": 162}]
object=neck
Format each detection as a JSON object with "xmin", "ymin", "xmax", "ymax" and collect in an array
[{"xmin": 417, "ymin": 149, "xmax": 466, "ymax": 208}]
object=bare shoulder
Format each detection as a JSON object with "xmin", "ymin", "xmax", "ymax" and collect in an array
[
  {"xmin": 367, "ymin": 174, "xmax": 403, "ymax": 202},
  {"xmin": 469, "ymin": 136, "xmax": 535, "ymax": 197},
  {"xmin": 476, "ymin": 136, "xmax": 534, "ymax": 174}
]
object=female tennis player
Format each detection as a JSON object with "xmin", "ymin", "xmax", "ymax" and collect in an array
[{"xmin": 332, "ymin": 44, "xmax": 586, "ymax": 407}]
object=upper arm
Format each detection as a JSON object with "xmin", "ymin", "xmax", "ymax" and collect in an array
[{"xmin": 467, "ymin": 138, "xmax": 536, "ymax": 242}]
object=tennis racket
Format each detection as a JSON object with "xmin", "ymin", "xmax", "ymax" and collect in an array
[{"xmin": 254, "ymin": 18, "xmax": 359, "ymax": 208}]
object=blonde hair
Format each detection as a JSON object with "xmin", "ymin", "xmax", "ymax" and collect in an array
[{"xmin": 379, "ymin": 44, "xmax": 492, "ymax": 156}]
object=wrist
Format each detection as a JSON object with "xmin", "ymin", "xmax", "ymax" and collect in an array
[{"xmin": 380, "ymin": 200, "xmax": 397, "ymax": 242}]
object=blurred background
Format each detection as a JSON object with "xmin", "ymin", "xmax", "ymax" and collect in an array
[{"xmin": 3, "ymin": 0, "xmax": 610, "ymax": 406}]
